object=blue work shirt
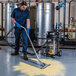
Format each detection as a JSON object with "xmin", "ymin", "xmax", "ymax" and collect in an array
[{"xmin": 11, "ymin": 7, "xmax": 30, "ymax": 26}]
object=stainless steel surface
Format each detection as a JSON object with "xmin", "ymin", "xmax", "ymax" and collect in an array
[
  {"xmin": 5, "ymin": 3, "xmax": 18, "ymax": 44},
  {"xmin": 36, "ymin": 2, "xmax": 54, "ymax": 45}
]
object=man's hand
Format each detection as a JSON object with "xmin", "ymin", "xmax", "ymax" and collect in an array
[{"xmin": 15, "ymin": 22, "xmax": 22, "ymax": 28}]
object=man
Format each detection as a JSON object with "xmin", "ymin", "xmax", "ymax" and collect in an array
[{"xmin": 11, "ymin": 1, "xmax": 31, "ymax": 60}]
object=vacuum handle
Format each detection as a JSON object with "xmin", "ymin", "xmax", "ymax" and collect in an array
[{"xmin": 21, "ymin": 26, "xmax": 41, "ymax": 62}]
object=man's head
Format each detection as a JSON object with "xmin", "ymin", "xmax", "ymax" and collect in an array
[{"xmin": 20, "ymin": 1, "xmax": 27, "ymax": 11}]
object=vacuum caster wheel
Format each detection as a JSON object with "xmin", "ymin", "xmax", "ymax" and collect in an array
[{"xmin": 57, "ymin": 50, "xmax": 62, "ymax": 56}]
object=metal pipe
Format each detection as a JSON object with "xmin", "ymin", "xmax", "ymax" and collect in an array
[
  {"xmin": 68, "ymin": 0, "xmax": 74, "ymax": 25},
  {"xmin": 58, "ymin": 0, "xmax": 60, "ymax": 23},
  {"xmin": 29, "ymin": 0, "xmax": 30, "ymax": 11},
  {"xmin": 63, "ymin": 0, "xmax": 66, "ymax": 39},
  {"xmin": 68, "ymin": 3, "xmax": 71, "ymax": 25},
  {"xmin": 57, "ymin": 2, "xmax": 59, "ymax": 33},
  {"xmin": 17, "ymin": 0, "xmax": 18, "ymax": 2},
  {"xmin": 1, "ymin": 3, "xmax": 3, "ymax": 37}
]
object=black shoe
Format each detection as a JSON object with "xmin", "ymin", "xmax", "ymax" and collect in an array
[{"xmin": 11, "ymin": 52, "xmax": 19, "ymax": 56}]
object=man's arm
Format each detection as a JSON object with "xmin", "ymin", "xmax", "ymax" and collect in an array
[
  {"xmin": 11, "ymin": 18, "xmax": 16, "ymax": 23},
  {"xmin": 11, "ymin": 9, "xmax": 22, "ymax": 28},
  {"xmin": 11, "ymin": 18, "xmax": 21, "ymax": 27},
  {"xmin": 26, "ymin": 19, "xmax": 30, "ymax": 28}
]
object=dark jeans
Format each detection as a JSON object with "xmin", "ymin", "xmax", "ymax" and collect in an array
[{"xmin": 14, "ymin": 27, "xmax": 29, "ymax": 54}]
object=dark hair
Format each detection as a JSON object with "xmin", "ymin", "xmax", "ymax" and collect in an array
[{"xmin": 20, "ymin": 1, "xmax": 27, "ymax": 6}]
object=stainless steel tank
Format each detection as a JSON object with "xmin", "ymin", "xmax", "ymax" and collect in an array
[
  {"xmin": 36, "ymin": 2, "xmax": 54, "ymax": 45},
  {"xmin": 5, "ymin": 3, "xmax": 18, "ymax": 44}
]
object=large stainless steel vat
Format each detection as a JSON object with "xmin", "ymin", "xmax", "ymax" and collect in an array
[
  {"xmin": 5, "ymin": 3, "xmax": 18, "ymax": 44},
  {"xmin": 36, "ymin": 2, "xmax": 54, "ymax": 45}
]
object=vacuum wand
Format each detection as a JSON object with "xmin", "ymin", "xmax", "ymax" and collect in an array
[
  {"xmin": 21, "ymin": 26, "xmax": 41, "ymax": 62},
  {"xmin": 21, "ymin": 26, "xmax": 50, "ymax": 69}
]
